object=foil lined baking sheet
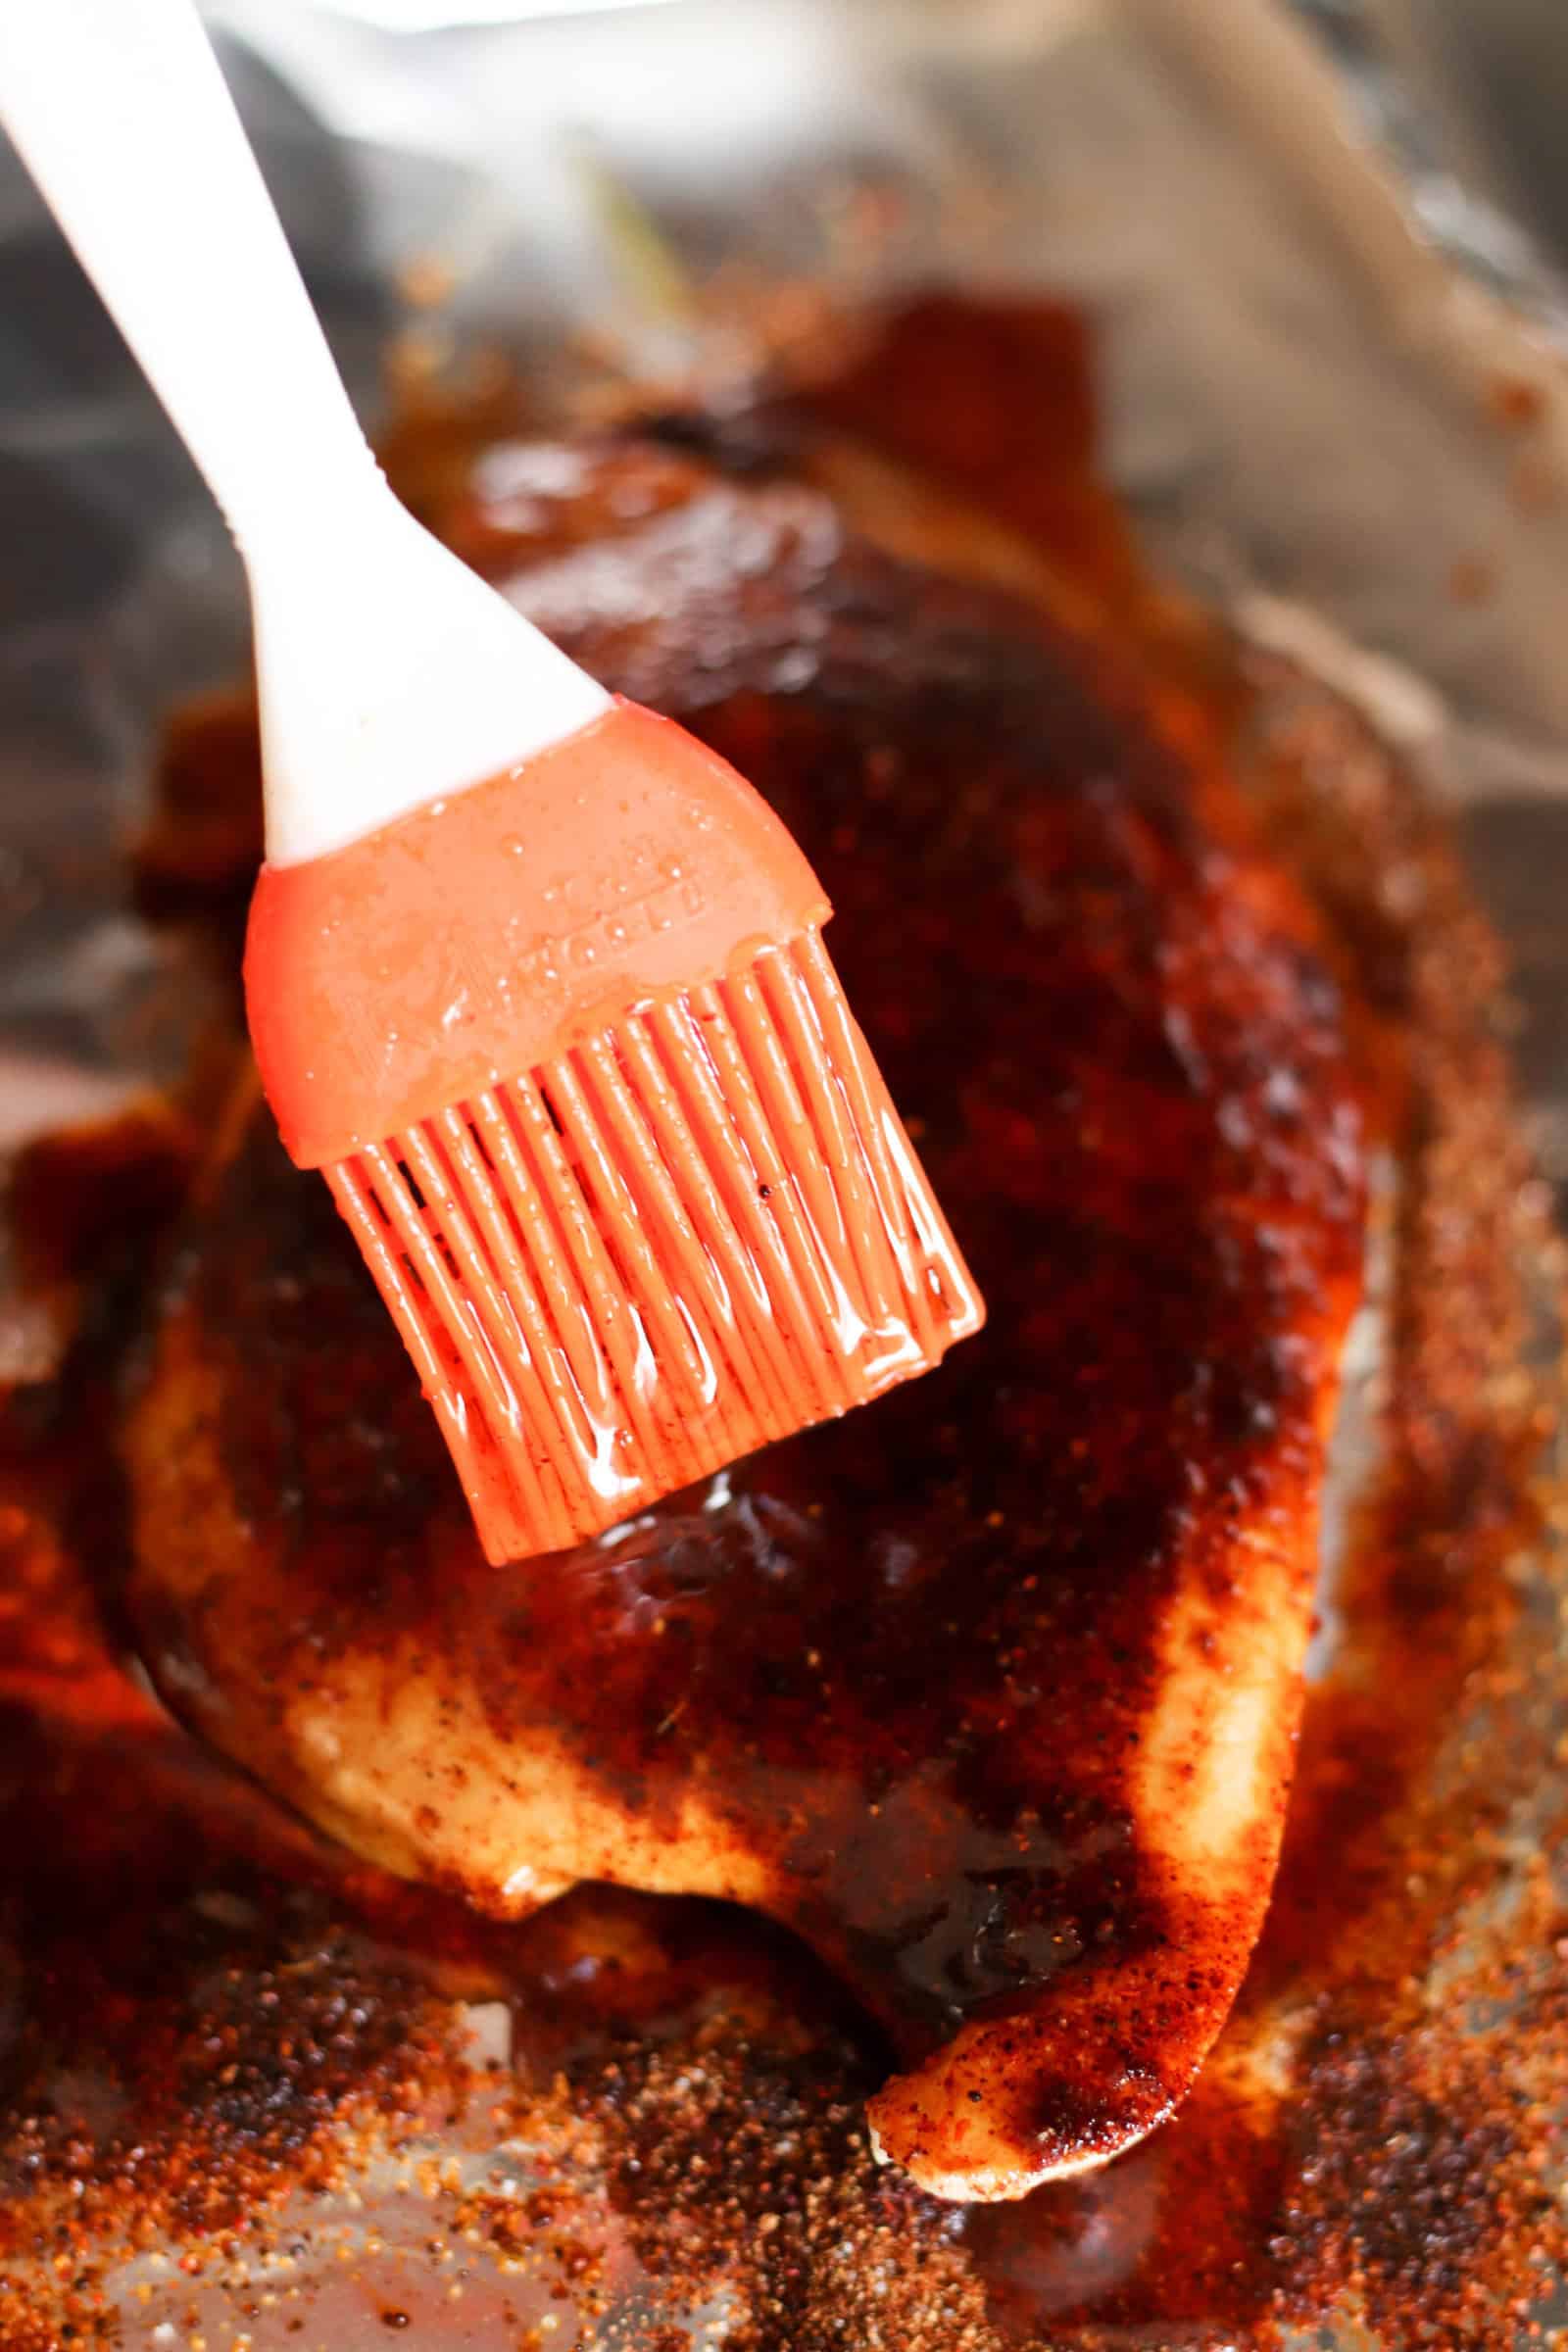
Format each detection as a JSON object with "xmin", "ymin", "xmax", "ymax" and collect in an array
[{"xmin": 5, "ymin": 3, "xmax": 1568, "ymax": 2341}]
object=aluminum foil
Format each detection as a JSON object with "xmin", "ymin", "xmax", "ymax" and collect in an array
[
  {"xmin": 5, "ymin": 1, "xmax": 1568, "ymax": 2339},
  {"xmin": 8, "ymin": 0, "xmax": 1568, "ymax": 1178}
]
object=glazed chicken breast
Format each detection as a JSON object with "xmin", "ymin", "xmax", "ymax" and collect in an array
[{"xmin": 121, "ymin": 339, "xmax": 1365, "ymax": 2201}]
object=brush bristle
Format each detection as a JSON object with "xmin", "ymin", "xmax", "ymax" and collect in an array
[{"xmin": 325, "ymin": 933, "xmax": 983, "ymax": 1564}]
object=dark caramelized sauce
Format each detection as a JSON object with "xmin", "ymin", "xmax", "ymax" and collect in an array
[
  {"xmin": 0, "ymin": 299, "xmax": 1561, "ymax": 2347},
  {"xmin": 138, "ymin": 527, "xmax": 1359, "ymax": 1996}
]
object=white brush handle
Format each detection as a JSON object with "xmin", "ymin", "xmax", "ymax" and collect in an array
[{"xmin": 0, "ymin": 0, "xmax": 609, "ymax": 864}]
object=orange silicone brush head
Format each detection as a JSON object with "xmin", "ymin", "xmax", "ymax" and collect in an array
[{"xmin": 245, "ymin": 699, "xmax": 983, "ymax": 1564}]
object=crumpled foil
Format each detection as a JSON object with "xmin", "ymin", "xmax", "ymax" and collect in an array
[{"xmin": 6, "ymin": 0, "xmax": 1568, "ymax": 1179}]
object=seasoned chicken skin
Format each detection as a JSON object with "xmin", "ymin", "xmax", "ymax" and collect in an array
[{"xmin": 122, "ymin": 365, "xmax": 1365, "ymax": 2200}]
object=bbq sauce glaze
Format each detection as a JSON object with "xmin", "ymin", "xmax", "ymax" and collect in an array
[
  {"xmin": 0, "ymin": 299, "xmax": 1559, "ymax": 2348},
  {"xmin": 120, "ymin": 288, "xmax": 1365, "ymax": 2203}
]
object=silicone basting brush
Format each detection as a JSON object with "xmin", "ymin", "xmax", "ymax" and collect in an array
[{"xmin": 0, "ymin": 0, "xmax": 984, "ymax": 1563}]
